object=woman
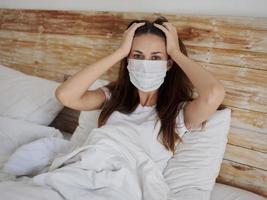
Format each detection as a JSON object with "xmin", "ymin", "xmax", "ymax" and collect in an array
[{"xmin": 55, "ymin": 16, "xmax": 226, "ymax": 171}]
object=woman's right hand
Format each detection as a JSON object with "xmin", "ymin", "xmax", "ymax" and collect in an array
[{"xmin": 117, "ymin": 22, "xmax": 145, "ymax": 58}]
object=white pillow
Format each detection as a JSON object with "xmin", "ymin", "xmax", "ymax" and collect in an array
[
  {"xmin": 211, "ymin": 183, "xmax": 266, "ymax": 200},
  {"xmin": 0, "ymin": 116, "xmax": 63, "ymax": 169},
  {"xmin": 163, "ymin": 107, "xmax": 232, "ymax": 200},
  {"xmin": 3, "ymin": 137, "xmax": 70, "ymax": 176},
  {"xmin": 69, "ymin": 79, "xmax": 110, "ymax": 151},
  {"xmin": 0, "ymin": 65, "xmax": 64, "ymax": 125},
  {"xmin": 167, "ymin": 183, "xmax": 267, "ymax": 200}
]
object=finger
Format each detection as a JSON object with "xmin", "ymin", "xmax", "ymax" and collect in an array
[
  {"xmin": 154, "ymin": 23, "xmax": 168, "ymax": 29},
  {"xmin": 129, "ymin": 22, "xmax": 145, "ymax": 34},
  {"xmin": 125, "ymin": 22, "xmax": 139, "ymax": 31},
  {"xmin": 163, "ymin": 22, "xmax": 176, "ymax": 31},
  {"xmin": 163, "ymin": 22, "xmax": 172, "ymax": 30},
  {"xmin": 125, "ymin": 23, "xmax": 136, "ymax": 32},
  {"xmin": 154, "ymin": 24, "xmax": 167, "ymax": 33},
  {"xmin": 133, "ymin": 22, "xmax": 145, "ymax": 29},
  {"xmin": 160, "ymin": 22, "xmax": 170, "ymax": 31},
  {"xmin": 164, "ymin": 23, "xmax": 179, "ymax": 37},
  {"xmin": 154, "ymin": 23, "xmax": 169, "ymax": 34},
  {"xmin": 125, "ymin": 22, "xmax": 145, "ymax": 34},
  {"xmin": 130, "ymin": 22, "xmax": 145, "ymax": 29}
]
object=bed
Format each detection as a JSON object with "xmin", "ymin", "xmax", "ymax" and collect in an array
[{"xmin": 0, "ymin": 8, "xmax": 266, "ymax": 199}]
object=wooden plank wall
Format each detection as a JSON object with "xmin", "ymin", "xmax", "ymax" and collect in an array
[{"xmin": 0, "ymin": 9, "xmax": 266, "ymax": 197}]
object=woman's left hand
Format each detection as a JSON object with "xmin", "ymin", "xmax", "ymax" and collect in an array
[{"xmin": 154, "ymin": 22, "xmax": 181, "ymax": 57}]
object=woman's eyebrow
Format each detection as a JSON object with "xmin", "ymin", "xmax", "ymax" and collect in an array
[
  {"xmin": 151, "ymin": 51, "xmax": 163, "ymax": 54},
  {"xmin": 133, "ymin": 50, "xmax": 143, "ymax": 54},
  {"xmin": 133, "ymin": 50, "xmax": 163, "ymax": 54}
]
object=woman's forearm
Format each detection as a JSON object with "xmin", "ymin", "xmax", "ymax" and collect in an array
[
  {"xmin": 56, "ymin": 49, "xmax": 125, "ymax": 102},
  {"xmin": 170, "ymin": 50, "xmax": 225, "ymax": 102}
]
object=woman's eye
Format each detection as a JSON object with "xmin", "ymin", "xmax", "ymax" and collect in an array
[
  {"xmin": 152, "ymin": 56, "xmax": 161, "ymax": 60},
  {"xmin": 133, "ymin": 54, "xmax": 142, "ymax": 59},
  {"xmin": 133, "ymin": 55, "xmax": 161, "ymax": 60}
]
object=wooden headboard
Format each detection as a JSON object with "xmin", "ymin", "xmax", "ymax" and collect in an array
[{"xmin": 0, "ymin": 9, "xmax": 266, "ymax": 197}]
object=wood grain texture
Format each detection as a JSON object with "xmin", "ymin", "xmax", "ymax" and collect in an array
[{"xmin": 0, "ymin": 9, "xmax": 266, "ymax": 197}]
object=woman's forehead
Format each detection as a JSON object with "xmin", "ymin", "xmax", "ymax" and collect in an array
[{"xmin": 131, "ymin": 34, "xmax": 166, "ymax": 54}]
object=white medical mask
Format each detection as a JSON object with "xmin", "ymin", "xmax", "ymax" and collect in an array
[{"xmin": 127, "ymin": 58, "xmax": 168, "ymax": 92}]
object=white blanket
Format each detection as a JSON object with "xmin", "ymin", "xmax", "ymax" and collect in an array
[{"xmin": 0, "ymin": 124, "xmax": 171, "ymax": 200}]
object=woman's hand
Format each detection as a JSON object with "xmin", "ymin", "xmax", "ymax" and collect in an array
[
  {"xmin": 118, "ymin": 22, "xmax": 145, "ymax": 58},
  {"xmin": 153, "ymin": 22, "xmax": 181, "ymax": 58}
]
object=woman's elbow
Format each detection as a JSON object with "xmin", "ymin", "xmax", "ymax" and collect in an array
[{"xmin": 55, "ymin": 86, "xmax": 68, "ymax": 105}]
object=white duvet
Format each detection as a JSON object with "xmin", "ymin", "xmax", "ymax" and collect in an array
[{"xmin": 0, "ymin": 124, "xmax": 171, "ymax": 200}]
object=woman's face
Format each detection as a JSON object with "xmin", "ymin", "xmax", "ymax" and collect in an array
[{"xmin": 128, "ymin": 34, "xmax": 169, "ymax": 61}]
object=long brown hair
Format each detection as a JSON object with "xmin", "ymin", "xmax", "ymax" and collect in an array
[{"xmin": 98, "ymin": 16, "xmax": 226, "ymax": 154}]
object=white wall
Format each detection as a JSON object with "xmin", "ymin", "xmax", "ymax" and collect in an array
[{"xmin": 0, "ymin": 0, "xmax": 266, "ymax": 18}]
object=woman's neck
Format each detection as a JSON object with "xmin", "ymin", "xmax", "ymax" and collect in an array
[{"xmin": 138, "ymin": 90, "xmax": 158, "ymax": 106}]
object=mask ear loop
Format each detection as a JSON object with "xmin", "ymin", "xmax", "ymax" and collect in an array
[{"xmin": 167, "ymin": 59, "xmax": 174, "ymax": 69}]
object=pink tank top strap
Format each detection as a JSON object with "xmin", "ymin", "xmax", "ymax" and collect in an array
[{"xmin": 100, "ymin": 86, "xmax": 112, "ymax": 102}]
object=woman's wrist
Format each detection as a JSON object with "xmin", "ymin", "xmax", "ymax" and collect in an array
[
  {"xmin": 169, "ymin": 50, "xmax": 184, "ymax": 62},
  {"xmin": 114, "ymin": 48, "xmax": 127, "ymax": 59}
]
